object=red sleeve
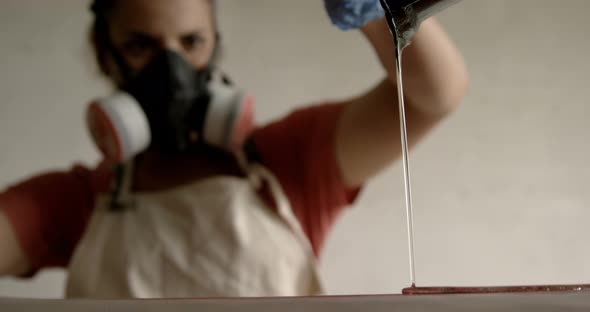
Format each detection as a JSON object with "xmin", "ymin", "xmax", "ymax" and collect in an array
[
  {"xmin": 252, "ymin": 103, "xmax": 361, "ymax": 256},
  {"xmin": 0, "ymin": 163, "xmax": 110, "ymax": 275}
]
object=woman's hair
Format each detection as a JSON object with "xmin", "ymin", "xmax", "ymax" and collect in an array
[
  {"xmin": 89, "ymin": 0, "xmax": 218, "ymax": 77},
  {"xmin": 89, "ymin": 0, "xmax": 116, "ymax": 77}
]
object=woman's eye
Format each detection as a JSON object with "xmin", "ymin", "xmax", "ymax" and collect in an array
[{"xmin": 180, "ymin": 34, "xmax": 204, "ymax": 52}]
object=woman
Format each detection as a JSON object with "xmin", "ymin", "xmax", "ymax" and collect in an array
[{"xmin": 0, "ymin": 0, "xmax": 468, "ymax": 298}]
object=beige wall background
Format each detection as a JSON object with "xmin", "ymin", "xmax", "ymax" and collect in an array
[{"xmin": 1, "ymin": 0, "xmax": 589, "ymax": 298}]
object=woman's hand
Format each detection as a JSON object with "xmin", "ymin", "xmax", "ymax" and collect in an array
[{"xmin": 0, "ymin": 211, "xmax": 30, "ymax": 276}]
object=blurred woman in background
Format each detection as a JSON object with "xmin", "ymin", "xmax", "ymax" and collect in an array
[{"xmin": 0, "ymin": 0, "xmax": 467, "ymax": 298}]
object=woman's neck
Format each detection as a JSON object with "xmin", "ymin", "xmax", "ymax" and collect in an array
[{"xmin": 131, "ymin": 147, "xmax": 245, "ymax": 192}]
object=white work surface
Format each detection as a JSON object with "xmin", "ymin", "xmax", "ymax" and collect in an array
[{"xmin": 1, "ymin": 293, "xmax": 590, "ymax": 312}]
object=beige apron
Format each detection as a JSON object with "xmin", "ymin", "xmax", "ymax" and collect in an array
[{"xmin": 65, "ymin": 162, "xmax": 323, "ymax": 298}]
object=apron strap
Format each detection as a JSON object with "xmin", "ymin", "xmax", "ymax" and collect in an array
[
  {"xmin": 246, "ymin": 162, "xmax": 318, "ymax": 261},
  {"xmin": 236, "ymin": 151, "xmax": 315, "ymax": 256},
  {"xmin": 248, "ymin": 163, "xmax": 325, "ymax": 295}
]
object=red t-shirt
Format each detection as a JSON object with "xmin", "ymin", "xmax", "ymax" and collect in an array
[{"xmin": 0, "ymin": 103, "xmax": 360, "ymax": 274}]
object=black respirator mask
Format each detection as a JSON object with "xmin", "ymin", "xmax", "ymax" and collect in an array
[{"xmin": 86, "ymin": 49, "xmax": 255, "ymax": 164}]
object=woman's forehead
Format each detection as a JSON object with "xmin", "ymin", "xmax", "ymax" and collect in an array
[{"xmin": 111, "ymin": 0, "xmax": 214, "ymax": 37}]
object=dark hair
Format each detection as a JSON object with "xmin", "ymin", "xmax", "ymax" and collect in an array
[{"xmin": 89, "ymin": 0, "xmax": 219, "ymax": 77}]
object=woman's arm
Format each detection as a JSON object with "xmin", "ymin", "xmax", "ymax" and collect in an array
[
  {"xmin": 0, "ymin": 165, "xmax": 102, "ymax": 277},
  {"xmin": 0, "ymin": 211, "xmax": 29, "ymax": 275},
  {"xmin": 336, "ymin": 17, "xmax": 469, "ymax": 187}
]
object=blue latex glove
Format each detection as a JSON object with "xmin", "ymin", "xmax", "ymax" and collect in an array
[{"xmin": 324, "ymin": 0, "xmax": 385, "ymax": 30}]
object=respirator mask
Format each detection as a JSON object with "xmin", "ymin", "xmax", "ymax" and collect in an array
[{"xmin": 86, "ymin": 47, "xmax": 254, "ymax": 164}]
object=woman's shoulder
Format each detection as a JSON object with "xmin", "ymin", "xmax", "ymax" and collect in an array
[
  {"xmin": 252, "ymin": 102, "xmax": 346, "ymax": 149},
  {"xmin": 256, "ymin": 101, "xmax": 345, "ymax": 129},
  {"xmin": 0, "ymin": 161, "xmax": 110, "ymax": 199}
]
